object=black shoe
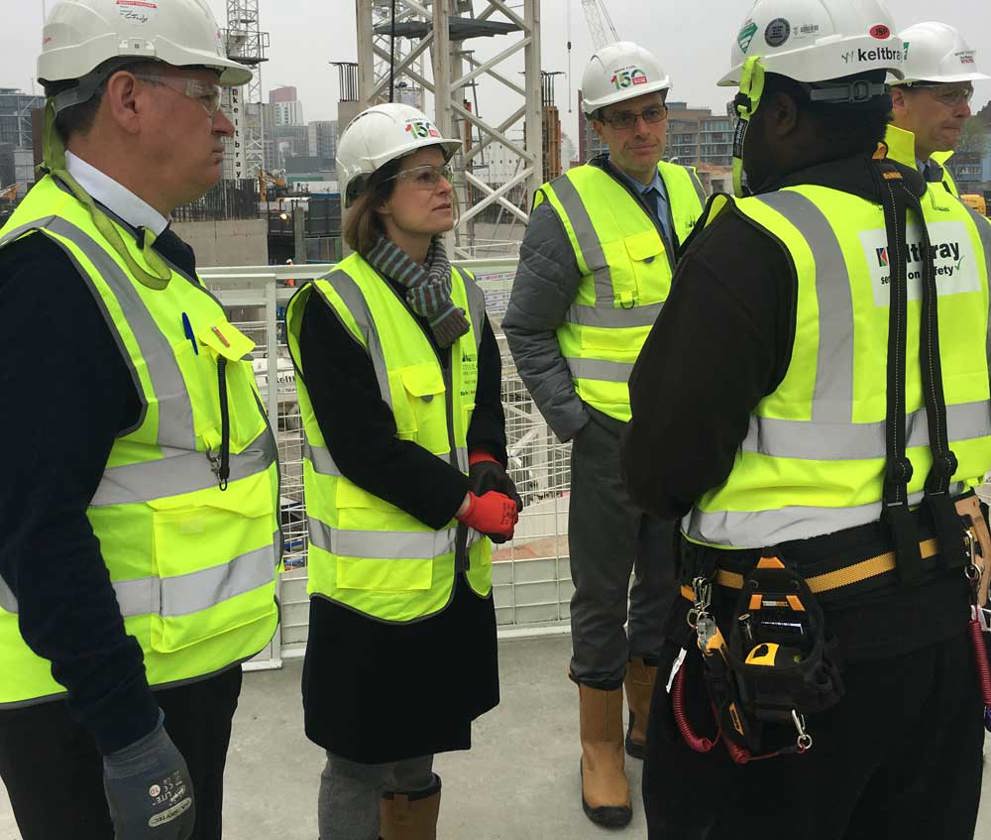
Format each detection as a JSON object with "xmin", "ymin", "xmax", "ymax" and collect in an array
[
  {"xmin": 579, "ymin": 759, "xmax": 632, "ymax": 828},
  {"xmin": 625, "ymin": 717, "xmax": 646, "ymax": 760}
]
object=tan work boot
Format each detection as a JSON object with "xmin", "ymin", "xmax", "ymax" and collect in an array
[
  {"xmin": 380, "ymin": 774, "xmax": 441, "ymax": 840},
  {"xmin": 624, "ymin": 656, "xmax": 658, "ymax": 759},
  {"xmin": 579, "ymin": 683, "xmax": 632, "ymax": 827}
]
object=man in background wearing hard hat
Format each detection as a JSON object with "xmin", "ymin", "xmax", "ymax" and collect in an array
[
  {"xmin": 503, "ymin": 41, "xmax": 705, "ymax": 828},
  {"xmin": 0, "ymin": 2, "xmax": 281, "ymax": 838},
  {"xmin": 887, "ymin": 21, "xmax": 990, "ymax": 196},
  {"xmin": 624, "ymin": 0, "xmax": 991, "ymax": 837}
]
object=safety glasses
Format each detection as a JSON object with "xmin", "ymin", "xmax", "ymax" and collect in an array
[
  {"xmin": 600, "ymin": 103, "xmax": 668, "ymax": 130},
  {"xmin": 388, "ymin": 163, "xmax": 454, "ymax": 190},
  {"xmin": 135, "ymin": 74, "xmax": 224, "ymax": 117},
  {"xmin": 909, "ymin": 83, "xmax": 974, "ymax": 107}
]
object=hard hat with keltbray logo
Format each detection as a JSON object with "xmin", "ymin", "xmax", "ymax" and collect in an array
[
  {"xmin": 581, "ymin": 41, "xmax": 671, "ymax": 115},
  {"xmin": 719, "ymin": 0, "xmax": 904, "ymax": 196},
  {"xmin": 336, "ymin": 102, "xmax": 462, "ymax": 207},
  {"xmin": 893, "ymin": 21, "xmax": 990, "ymax": 86}
]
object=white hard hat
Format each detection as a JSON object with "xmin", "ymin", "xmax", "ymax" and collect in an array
[
  {"xmin": 893, "ymin": 22, "xmax": 991, "ymax": 86},
  {"xmin": 720, "ymin": 0, "xmax": 904, "ymax": 86},
  {"xmin": 337, "ymin": 102, "xmax": 461, "ymax": 207},
  {"xmin": 38, "ymin": 0, "xmax": 252, "ymax": 91},
  {"xmin": 581, "ymin": 41, "xmax": 671, "ymax": 115}
]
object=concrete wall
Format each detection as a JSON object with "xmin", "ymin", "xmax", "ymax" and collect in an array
[{"xmin": 171, "ymin": 219, "xmax": 268, "ymax": 267}]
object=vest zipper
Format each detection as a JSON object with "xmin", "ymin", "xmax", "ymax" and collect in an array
[{"xmin": 215, "ymin": 357, "xmax": 231, "ymax": 491}]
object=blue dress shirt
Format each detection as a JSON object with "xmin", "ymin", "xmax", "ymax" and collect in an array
[{"xmin": 611, "ymin": 158, "xmax": 675, "ymax": 245}]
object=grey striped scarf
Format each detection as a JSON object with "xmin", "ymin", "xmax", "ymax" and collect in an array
[{"xmin": 365, "ymin": 236, "xmax": 470, "ymax": 348}]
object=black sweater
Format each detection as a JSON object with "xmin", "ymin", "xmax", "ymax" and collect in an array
[
  {"xmin": 297, "ymin": 268, "xmax": 508, "ymax": 528},
  {"xmin": 0, "ymin": 228, "xmax": 203, "ymax": 754}
]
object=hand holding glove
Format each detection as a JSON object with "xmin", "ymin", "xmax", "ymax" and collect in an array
[
  {"xmin": 103, "ymin": 712, "xmax": 195, "ymax": 840},
  {"xmin": 456, "ymin": 491, "xmax": 520, "ymax": 543},
  {"xmin": 468, "ymin": 451, "xmax": 524, "ymax": 513}
]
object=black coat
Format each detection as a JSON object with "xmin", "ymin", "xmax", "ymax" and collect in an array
[{"xmin": 296, "ymin": 265, "xmax": 505, "ymax": 762}]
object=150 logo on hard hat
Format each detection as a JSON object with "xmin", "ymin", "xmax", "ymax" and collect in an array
[
  {"xmin": 610, "ymin": 66, "xmax": 649, "ymax": 90},
  {"xmin": 405, "ymin": 120, "xmax": 442, "ymax": 139}
]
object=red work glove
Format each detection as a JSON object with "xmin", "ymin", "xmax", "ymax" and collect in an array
[
  {"xmin": 468, "ymin": 450, "xmax": 524, "ymax": 512},
  {"xmin": 456, "ymin": 491, "xmax": 520, "ymax": 543}
]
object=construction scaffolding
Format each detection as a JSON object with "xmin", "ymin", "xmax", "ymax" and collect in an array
[
  {"xmin": 354, "ymin": 0, "xmax": 543, "ymax": 259},
  {"xmin": 224, "ymin": 0, "xmax": 270, "ymax": 180}
]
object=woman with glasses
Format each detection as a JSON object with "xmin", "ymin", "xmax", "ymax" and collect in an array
[{"xmin": 285, "ymin": 102, "xmax": 521, "ymax": 840}]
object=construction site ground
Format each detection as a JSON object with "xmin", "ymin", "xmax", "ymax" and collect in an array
[{"xmin": 2, "ymin": 634, "xmax": 991, "ymax": 839}]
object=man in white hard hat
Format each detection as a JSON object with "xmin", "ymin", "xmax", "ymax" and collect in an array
[
  {"xmin": 0, "ymin": 1, "xmax": 280, "ymax": 838},
  {"xmin": 503, "ymin": 41, "xmax": 706, "ymax": 827},
  {"xmin": 887, "ymin": 21, "xmax": 990, "ymax": 196},
  {"xmin": 624, "ymin": 0, "xmax": 991, "ymax": 837}
]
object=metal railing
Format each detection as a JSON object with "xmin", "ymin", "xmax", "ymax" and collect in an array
[{"xmin": 200, "ymin": 259, "xmax": 574, "ymax": 665}]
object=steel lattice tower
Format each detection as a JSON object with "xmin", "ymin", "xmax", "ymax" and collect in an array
[{"xmin": 223, "ymin": 0, "xmax": 270, "ymax": 179}]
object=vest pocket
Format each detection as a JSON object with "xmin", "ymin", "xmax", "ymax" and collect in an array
[
  {"xmin": 395, "ymin": 362, "xmax": 448, "ymax": 454},
  {"xmin": 147, "ymin": 474, "xmax": 277, "ymax": 652},
  {"xmin": 624, "ymin": 229, "xmax": 667, "ymax": 303}
]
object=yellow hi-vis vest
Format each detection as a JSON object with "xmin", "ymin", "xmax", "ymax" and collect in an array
[
  {"xmin": 884, "ymin": 124, "xmax": 960, "ymax": 197},
  {"xmin": 0, "ymin": 175, "xmax": 281, "ymax": 707},
  {"xmin": 285, "ymin": 253, "xmax": 492, "ymax": 623},
  {"xmin": 536, "ymin": 160, "xmax": 706, "ymax": 422},
  {"xmin": 684, "ymin": 181, "xmax": 991, "ymax": 549}
]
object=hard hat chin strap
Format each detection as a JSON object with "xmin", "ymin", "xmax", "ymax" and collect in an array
[
  {"xmin": 40, "ymin": 98, "xmax": 172, "ymax": 290},
  {"xmin": 732, "ymin": 57, "xmax": 766, "ymax": 199}
]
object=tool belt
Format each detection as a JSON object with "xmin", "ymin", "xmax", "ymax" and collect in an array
[{"xmin": 672, "ymin": 492, "xmax": 991, "ymax": 763}]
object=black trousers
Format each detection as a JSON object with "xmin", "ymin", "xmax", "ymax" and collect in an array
[
  {"xmin": 643, "ymin": 631, "xmax": 984, "ymax": 840},
  {"xmin": 0, "ymin": 666, "xmax": 242, "ymax": 840}
]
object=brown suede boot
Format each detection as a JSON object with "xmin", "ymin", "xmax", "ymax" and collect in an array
[
  {"xmin": 624, "ymin": 656, "xmax": 658, "ymax": 759},
  {"xmin": 380, "ymin": 774, "xmax": 441, "ymax": 840},
  {"xmin": 579, "ymin": 683, "xmax": 632, "ymax": 827}
]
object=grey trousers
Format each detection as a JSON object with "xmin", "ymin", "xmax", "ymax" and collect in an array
[
  {"xmin": 568, "ymin": 409, "xmax": 678, "ymax": 688},
  {"xmin": 318, "ymin": 752, "xmax": 434, "ymax": 840}
]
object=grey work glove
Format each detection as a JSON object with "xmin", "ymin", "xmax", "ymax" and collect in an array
[{"xmin": 103, "ymin": 711, "xmax": 195, "ymax": 839}]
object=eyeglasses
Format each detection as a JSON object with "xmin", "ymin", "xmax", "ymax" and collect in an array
[
  {"xmin": 135, "ymin": 74, "xmax": 224, "ymax": 117},
  {"xmin": 600, "ymin": 104, "xmax": 668, "ymax": 129},
  {"xmin": 909, "ymin": 83, "xmax": 974, "ymax": 107},
  {"xmin": 388, "ymin": 163, "xmax": 454, "ymax": 190}
]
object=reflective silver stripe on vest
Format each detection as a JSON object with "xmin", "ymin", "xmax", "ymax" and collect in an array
[
  {"xmin": 308, "ymin": 517, "xmax": 457, "ymax": 560},
  {"xmin": 305, "ymin": 442, "xmax": 467, "ymax": 478},
  {"xmin": 323, "ymin": 270, "xmax": 392, "ymax": 407},
  {"xmin": 91, "ymin": 428, "xmax": 277, "ymax": 506},
  {"xmin": 753, "ymin": 191, "xmax": 854, "ymax": 424},
  {"xmin": 44, "ymin": 217, "xmax": 198, "ymax": 450},
  {"xmin": 566, "ymin": 357, "xmax": 634, "ymax": 383},
  {"xmin": 0, "ymin": 536, "xmax": 278, "ymax": 617},
  {"xmin": 462, "ymin": 270, "xmax": 487, "ymax": 351},
  {"xmin": 550, "ymin": 175, "xmax": 613, "ymax": 305},
  {"xmin": 966, "ymin": 209, "xmax": 991, "ymax": 369},
  {"xmin": 565, "ymin": 301, "xmax": 662, "ymax": 329},
  {"xmin": 742, "ymin": 400, "xmax": 991, "ymax": 460},
  {"xmin": 689, "ymin": 170, "xmax": 707, "ymax": 206},
  {"xmin": 685, "ymin": 485, "xmax": 964, "ymax": 549},
  {"xmin": 0, "ymin": 577, "xmax": 15, "ymax": 613}
]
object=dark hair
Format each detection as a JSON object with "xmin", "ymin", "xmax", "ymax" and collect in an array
[
  {"xmin": 341, "ymin": 157, "xmax": 402, "ymax": 256},
  {"xmin": 761, "ymin": 71, "xmax": 891, "ymax": 159},
  {"xmin": 48, "ymin": 60, "xmax": 160, "ymax": 143}
]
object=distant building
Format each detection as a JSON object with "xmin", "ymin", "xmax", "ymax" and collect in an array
[
  {"xmin": 308, "ymin": 120, "xmax": 338, "ymax": 161},
  {"xmin": 270, "ymin": 86, "xmax": 304, "ymax": 127},
  {"xmin": 0, "ymin": 88, "xmax": 42, "ymax": 150}
]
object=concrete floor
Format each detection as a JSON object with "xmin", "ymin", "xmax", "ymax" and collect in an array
[{"xmin": 2, "ymin": 634, "xmax": 991, "ymax": 839}]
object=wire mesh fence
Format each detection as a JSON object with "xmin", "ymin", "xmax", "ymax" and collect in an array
[{"xmin": 203, "ymin": 260, "xmax": 574, "ymax": 659}]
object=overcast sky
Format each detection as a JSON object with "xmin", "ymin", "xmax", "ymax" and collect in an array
[{"xmin": 5, "ymin": 0, "xmax": 990, "ymax": 144}]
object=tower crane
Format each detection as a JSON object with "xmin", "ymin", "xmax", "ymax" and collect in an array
[{"xmin": 580, "ymin": 0, "xmax": 619, "ymax": 50}]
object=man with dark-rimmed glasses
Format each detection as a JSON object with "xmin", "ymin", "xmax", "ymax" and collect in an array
[
  {"xmin": 886, "ymin": 21, "xmax": 989, "ymax": 196},
  {"xmin": 503, "ymin": 40, "xmax": 706, "ymax": 828}
]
